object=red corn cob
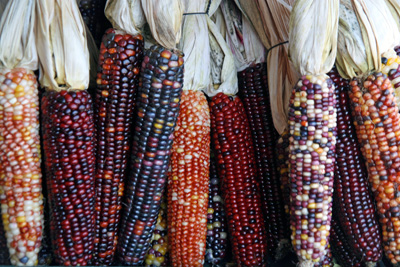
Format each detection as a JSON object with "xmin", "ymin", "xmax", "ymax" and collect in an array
[
  {"xmin": 92, "ymin": 28, "xmax": 143, "ymax": 265},
  {"xmin": 210, "ymin": 92, "xmax": 267, "ymax": 267},
  {"xmin": 116, "ymin": 45, "xmax": 184, "ymax": 265},
  {"xmin": 238, "ymin": 63, "xmax": 289, "ymax": 259},
  {"xmin": 41, "ymin": 90, "xmax": 96, "ymax": 266},
  {"xmin": 205, "ymin": 156, "xmax": 229, "ymax": 265}
]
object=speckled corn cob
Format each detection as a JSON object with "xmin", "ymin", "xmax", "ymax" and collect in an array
[
  {"xmin": 116, "ymin": 45, "xmax": 184, "ymax": 265},
  {"xmin": 381, "ymin": 50, "xmax": 400, "ymax": 110},
  {"xmin": 349, "ymin": 73, "xmax": 400, "ymax": 264},
  {"xmin": 168, "ymin": 90, "xmax": 210, "ymax": 267},
  {"xmin": 0, "ymin": 68, "xmax": 44, "ymax": 266},
  {"xmin": 288, "ymin": 75, "xmax": 337, "ymax": 265}
]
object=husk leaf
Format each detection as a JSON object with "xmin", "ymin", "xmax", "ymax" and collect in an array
[
  {"xmin": 141, "ymin": 0, "xmax": 184, "ymax": 49},
  {"xmin": 104, "ymin": 0, "xmax": 145, "ymax": 36},
  {"xmin": 36, "ymin": 0, "xmax": 90, "ymax": 91},
  {"xmin": 221, "ymin": 0, "xmax": 265, "ymax": 71},
  {"xmin": 178, "ymin": 0, "xmax": 212, "ymax": 92},
  {"xmin": 0, "ymin": 0, "xmax": 37, "ymax": 70},
  {"xmin": 288, "ymin": 0, "xmax": 340, "ymax": 76},
  {"xmin": 386, "ymin": 0, "xmax": 400, "ymax": 32}
]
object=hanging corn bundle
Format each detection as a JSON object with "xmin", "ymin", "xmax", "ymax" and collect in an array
[
  {"xmin": 167, "ymin": 0, "xmax": 211, "ymax": 266},
  {"xmin": 0, "ymin": 1, "xmax": 44, "ymax": 265},
  {"xmin": 36, "ymin": 1, "xmax": 96, "ymax": 265},
  {"xmin": 206, "ymin": 2, "xmax": 268, "ymax": 266},
  {"xmin": 287, "ymin": 1, "xmax": 339, "ymax": 266},
  {"xmin": 221, "ymin": 0, "xmax": 289, "ymax": 259},
  {"xmin": 116, "ymin": 0, "xmax": 185, "ymax": 265},
  {"xmin": 335, "ymin": 0, "xmax": 400, "ymax": 264}
]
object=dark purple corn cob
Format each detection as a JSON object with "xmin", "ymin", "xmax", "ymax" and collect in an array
[
  {"xmin": 238, "ymin": 63, "xmax": 289, "ymax": 259},
  {"xmin": 78, "ymin": 0, "xmax": 110, "ymax": 46},
  {"xmin": 92, "ymin": 28, "xmax": 144, "ymax": 265},
  {"xmin": 205, "ymin": 156, "xmax": 229, "ymax": 265},
  {"xmin": 328, "ymin": 68, "xmax": 382, "ymax": 265},
  {"xmin": 116, "ymin": 45, "xmax": 184, "ymax": 265},
  {"xmin": 41, "ymin": 90, "xmax": 96, "ymax": 266}
]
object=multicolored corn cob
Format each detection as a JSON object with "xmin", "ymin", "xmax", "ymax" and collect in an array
[
  {"xmin": 381, "ymin": 50, "xmax": 400, "ymax": 110},
  {"xmin": 0, "ymin": 68, "xmax": 43, "ymax": 266},
  {"xmin": 349, "ymin": 73, "xmax": 400, "ymax": 264},
  {"xmin": 205, "ymin": 156, "xmax": 229, "ymax": 265},
  {"xmin": 145, "ymin": 197, "xmax": 169, "ymax": 267},
  {"xmin": 116, "ymin": 45, "xmax": 184, "ymax": 265},
  {"xmin": 168, "ymin": 90, "xmax": 210, "ymax": 267},
  {"xmin": 328, "ymin": 68, "xmax": 382, "ymax": 265},
  {"xmin": 210, "ymin": 93, "xmax": 267, "ymax": 267},
  {"xmin": 93, "ymin": 28, "xmax": 143, "ymax": 265},
  {"xmin": 276, "ymin": 130, "xmax": 290, "ymax": 217},
  {"xmin": 238, "ymin": 63, "xmax": 289, "ymax": 259},
  {"xmin": 41, "ymin": 90, "xmax": 96, "ymax": 266},
  {"xmin": 288, "ymin": 75, "xmax": 337, "ymax": 264}
]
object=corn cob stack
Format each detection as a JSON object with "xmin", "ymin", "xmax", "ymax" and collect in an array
[
  {"xmin": 238, "ymin": 63, "xmax": 289, "ymax": 258},
  {"xmin": 210, "ymin": 93, "xmax": 267, "ymax": 267},
  {"xmin": 328, "ymin": 68, "xmax": 382, "ymax": 265},
  {"xmin": 276, "ymin": 131, "xmax": 290, "ymax": 216},
  {"xmin": 348, "ymin": 73, "xmax": 400, "ymax": 264},
  {"xmin": 167, "ymin": 90, "xmax": 210, "ymax": 267},
  {"xmin": 92, "ymin": 28, "xmax": 143, "ymax": 265},
  {"xmin": 116, "ymin": 45, "xmax": 184, "ymax": 265},
  {"xmin": 381, "ymin": 50, "xmax": 400, "ymax": 110},
  {"xmin": 0, "ymin": 68, "xmax": 44, "ymax": 266},
  {"xmin": 0, "ymin": 214, "xmax": 9, "ymax": 265},
  {"xmin": 145, "ymin": 197, "xmax": 169, "ymax": 267},
  {"xmin": 205, "ymin": 156, "xmax": 229, "ymax": 265}
]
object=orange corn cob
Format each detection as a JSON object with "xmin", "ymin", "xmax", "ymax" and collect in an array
[
  {"xmin": 0, "ymin": 68, "xmax": 44, "ymax": 266},
  {"xmin": 168, "ymin": 90, "xmax": 210, "ymax": 267}
]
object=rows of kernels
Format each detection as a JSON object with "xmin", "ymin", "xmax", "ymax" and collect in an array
[
  {"xmin": 78, "ymin": 0, "xmax": 97, "ymax": 39},
  {"xmin": 330, "ymin": 218, "xmax": 362, "ymax": 267},
  {"xmin": 116, "ymin": 45, "xmax": 184, "ymax": 265},
  {"xmin": 316, "ymin": 245, "xmax": 332, "ymax": 267},
  {"xmin": 288, "ymin": 75, "xmax": 337, "ymax": 263},
  {"xmin": 238, "ymin": 63, "xmax": 289, "ymax": 258},
  {"xmin": 210, "ymin": 93, "xmax": 268, "ymax": 267},
  {"xmin": 41, "ymin": 90, "xmax": 96, "ymax": 266},
  {"xmin": 348, "ymin": 73, "xmax": 400, "ymax": 264},
  {"xmin": 328, "ymin": 68, "xmax": 382, "ymax": 263},
  {"xmin": 167, "ymin": 90, "xmax": 210, "ymax": 267},
  {"xmin": 276, "ymin": 131, "xmax": 290, "ymax": 216},
  {"xmin": 93, "ymin": 29, "xmax": 143, "ymax": 266},
  {"xmin": 145, "ymin": 199, "xmax": 169, "ymax": 267},
  {"xmin": 0, "ymin": 68, "xmax": 44, "ymax": 266},
  {"xmin": 205, "ymin": 157, "xmax": 229, "ymax": 265},
  {"xmin": 381, "ymin": 50, "xmax": 400, "ymax": 108}
]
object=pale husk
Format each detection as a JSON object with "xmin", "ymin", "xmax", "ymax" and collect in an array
[
  {"xmin": 336, "ymin": 0, "xmax": 400, "ymax": 79},
  {"xmin": 221, "ymin": 0, "xmax": 265, "ymax": 71},
  {"xmin": 36, "ymin": 0, "xmax": 90, "ymax": 91},
  {"xmin": 205, "ymin": 0, "xmax": 238, "ymax": 97},
  {"xmin": 141, "ymin": 0, "xmax": 184, "ymax": 50},
  {"xmin": 288, "ymin": 0, "xmax": 339, "ymax": 76},
  {"xmin": 178, "ymin": 0, "xmax": 212, "ymax": 93},
  {"xmin": 104, "ymin": 0, "xmax": 145, "ymax": 36},
  {"xmin": 386, "ymin": 0, "xmax": 400, "ymax": 32},
  {"xmin": 0, "ymin": 0, "xmax": 37, "ymax": 70}
]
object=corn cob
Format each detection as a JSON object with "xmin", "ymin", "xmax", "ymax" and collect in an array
[
  {"xmin": 41, "ymin": 90, "xmax": 96, "ymax": 266},
  {"xmin": 116, "ymin": 45, "xmax": 184, "ymax": 265},
  {"xmin": 315, "ymin": 245, "xmax": 332, "ymax": 267},
  {"xmin": 145, "ymin": 197, "xmax": 169, "ymax": 267},
  {"xmin": 288, "ymin": 75, "xmax": 337, "ymax": 265},
  {"xmin": 276, "ymin": 130, "xmax": 290, "ymax": 216},
  {"xmin": 205, "ymin": 156, "xmax": 229, "ymax": 265},
  {"xmin": 0, "ymin": 68, "xmax": 44, "ymax": 266},
  {"xmin": 78, "ymin": 0, "xmax": 96, "ymax": 36},
  {"xmin": 93, "ymin": 28, "xmax": 143, "ymax": 265},
  {"xmin": 328, "ymin": 68, "xmax": 382, "ymax": 265},
  {"xmin": 381, "ymin": 51, "xmax": 400, "ymax": 111},
  {"xmin": 348, "ymin": 73, "xmax": 400, "ymax": 264},
  {"xmin": 167, "ymin": 90, "xmax": 210, "ymax": 267},
  {"xmin": 238, "ymin": 63, "xmax": 289, "ymax": 258},
  {"xmin": 210, "ymin": 92, "xmax": 267, "ymax": 267},
  {"xmin": 0, "ymin": 210, "xmax": 10, "ymax": 265}
]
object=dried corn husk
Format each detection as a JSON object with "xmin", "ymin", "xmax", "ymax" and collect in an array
[
  {"xmin": 0, "ymin": 0, "xmax": 9, "ymax": 19},
  {"xmin": 386, "ymin": 0, "xmax": 400, "ymax": 31},
  {"xmin": 0, "ymin": 0, "xmax": 37, "ymax": 70},
  {"xmin": 104, "ymin": 0, "xmax": 145, "ymax": 36},
  {"xmin": 288, "ymin": 0, "xmax": 339, "ymax": 76},
  {"xmin": 221, "ymin": 0, "xmax": 265, "ymax": 71},
  {"xmin": 36, "ymin": 0, "xmax": 90, "ymax": 91},
  {"xmin": 204, "ymin": 0, "xmax": 238, "ymax": 97},
  {"xmin": 141, "ymin": 0, "xmax": 184, "ymax": 50},
  {"xmin": 336, "ymin": 0, "xmax": 400, "ymax": 79},
  {"xmin": 178, "ymin": 0, "xmax": 212, "ymax": 92}
]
